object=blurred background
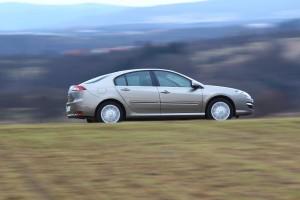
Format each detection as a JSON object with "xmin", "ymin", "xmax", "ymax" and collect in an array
[{"xmin": 1, "ymin": 0, "xmax": 300, "ymax": 123}]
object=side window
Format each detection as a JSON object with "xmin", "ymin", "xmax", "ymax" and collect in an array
[
  {"xmin": 126, "ymin": 71, "xmax": 153, "ymax": 86},
  {"xmin": 115, "ymin": 75, "xmax": 127, "ymax": 86},
  {"xmin": 154, "ymin": 71, "xmax": 191, "ymax": 87}
]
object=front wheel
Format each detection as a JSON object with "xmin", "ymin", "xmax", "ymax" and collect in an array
[
  {"xmin": 96, "ymin": 101, "xmax": 124, "ymax": 123},
  {"xmin": 206, "ymin": 98, "xmax": 234, "ymax": 121}
]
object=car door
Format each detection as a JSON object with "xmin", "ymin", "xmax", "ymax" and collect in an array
[
  {"xmin": 115, "ymin": 71, "xmax": 160, "ymax": 114},
  {"xmin": 153, "ymin": 71, "xmax": 203, "ymax": 114}
]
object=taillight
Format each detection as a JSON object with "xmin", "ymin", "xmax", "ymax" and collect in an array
[{"xmin": 71, "ymin": 85, "xmax": 86, "ymax": 92}]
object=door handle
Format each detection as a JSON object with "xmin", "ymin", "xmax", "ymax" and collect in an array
[
  {"xmin": 121, "ymin": 88, "xmax": 130, "ymax": 92},
  {"xmin": 161, "ymin": 90, "xmax": 170, "ymax": 94}
]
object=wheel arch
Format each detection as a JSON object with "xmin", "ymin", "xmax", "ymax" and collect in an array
[
  {"xmin": 205, "ymin": 95, "xmax": 236, "ymax": 117},
  {"xmin": 94, "ymin": 99, "xmax": 127, "ymax": 119}
]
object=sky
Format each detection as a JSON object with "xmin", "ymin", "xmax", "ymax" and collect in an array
[{"xmin": 0, "ymin": 0, "xmax": 207, "ymax": 6}]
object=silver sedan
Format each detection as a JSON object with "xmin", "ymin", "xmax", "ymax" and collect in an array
[{"xmin": 66, "ymin": 69, "xmax": 254, "ymax": 123}]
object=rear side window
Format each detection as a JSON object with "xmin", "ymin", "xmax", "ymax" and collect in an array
[
  {"xmin": 115, "ymin": 75, "xmax": 127, "ymax": 86},
  {"xmin": 126, "ymin": 71, "xmax": 152, "ymax": 86},
  {"xmin": 114, "ymin": 71, "xmax": 153, "ymax": 87}
]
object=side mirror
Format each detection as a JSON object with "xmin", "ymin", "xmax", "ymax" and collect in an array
[{"xmin": 191, "ymin": 82, "xmax": 202, "ymax": 89}]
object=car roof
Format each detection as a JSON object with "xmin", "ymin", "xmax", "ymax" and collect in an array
[
  {"xmin": 112, "ymin": 68, "xmax": 177, "ymax": 76},
  {"xmin": 83, "ymin": 68, "xmax": 197, "ymax": 85}
]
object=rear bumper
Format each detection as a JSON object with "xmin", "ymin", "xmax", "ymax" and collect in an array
[{"xmin": 66, "ymin": 100, "xmax": 88, "ymax": 119}]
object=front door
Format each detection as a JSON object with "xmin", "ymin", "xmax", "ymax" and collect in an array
[{"xmin": 153, "ymin": 71, "xmax": 203, "ymax": 114}]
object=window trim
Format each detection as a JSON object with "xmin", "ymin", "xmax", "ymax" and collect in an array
[
  {"xmin": 153, "ymin": 70, "xmax": 192, "ymax": 88},
  {"xmin": 114, "ymin": 70, "xmax": 155, "ymax": 87}
]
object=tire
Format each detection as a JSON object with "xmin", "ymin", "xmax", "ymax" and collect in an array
[
  {"xmin": 96, "ymin": 101, "xmax": 125, "ymax": 123},
  {"xmin": 206, "ymin": 98, "xmax": 234, "ymax": 121}
]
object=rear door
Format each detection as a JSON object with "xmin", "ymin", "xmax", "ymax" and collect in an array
[
  {"xmin": 153, "ymin": 71, "xmax": 203, "ymax": 114},
  {"xmin": 115, "ymin": 71, "xmax": 160, "ymax": 114}
]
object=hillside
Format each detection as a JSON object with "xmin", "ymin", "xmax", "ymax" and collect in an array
[
  {"xmin": 1, "ymin": 26, "xmax": 300, "ymax": 122},
  {"xmin": 1, "ymin": 0, "xmax": 300, "ymax": 31},
  {"xmin": 0, "ymin": 3, "xmax": 128, "ymax": 30},
  {"xmin": 0, "ymin": 118, "xmax": 300, "ymax": 199}
]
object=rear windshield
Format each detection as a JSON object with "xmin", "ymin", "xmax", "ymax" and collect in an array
[{"xmin": 83, "ymin": 75, "xmax": 109, "ymax": 84}]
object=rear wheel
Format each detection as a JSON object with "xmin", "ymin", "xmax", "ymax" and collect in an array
[
  {"xmin": 206, "ymin": 98, "xmax": 234, "ymax": 121},
  {"xmin": 96, "ymin": 101, "xmax": 124, "ymax": 123}
]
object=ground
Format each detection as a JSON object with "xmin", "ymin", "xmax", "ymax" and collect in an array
[{"xmin": 0, "ymin": 118, "xmax": 300, "ymax": 200}]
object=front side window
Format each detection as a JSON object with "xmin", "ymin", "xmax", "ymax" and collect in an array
[
  {"xmin": 154, "ymin": 71, "xmax": 191, "ymax": 87},
  {"xmin": 126, "ymin": 71, "xmax": 153, "ymax": 86}
]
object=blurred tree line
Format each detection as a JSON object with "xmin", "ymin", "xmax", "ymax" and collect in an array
[{"xmin": 0, "ymin": 32, "xmax": 300, "ymax": 122}]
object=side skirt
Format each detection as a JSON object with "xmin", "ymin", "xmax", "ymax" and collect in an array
[{"xmin": 128, "ymin": 113, "xmax": 206, "ymax": 118}]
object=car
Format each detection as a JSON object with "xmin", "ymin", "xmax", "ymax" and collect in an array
[{"xmin": 66, "ymin": 69, "xmax": 254, "ymax": 123}]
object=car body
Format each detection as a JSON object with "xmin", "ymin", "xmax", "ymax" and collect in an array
[{"xmin": 66, "ymin": 69, "xmax": 254, "ymax": 123}]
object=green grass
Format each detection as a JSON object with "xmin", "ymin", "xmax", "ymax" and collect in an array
[{"xmin": 0, "ymin": 118, "xmax": 300, "ymax": 200}]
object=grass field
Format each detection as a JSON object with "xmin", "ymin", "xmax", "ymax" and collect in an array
[{"xmin": 0, "ymin": 118, "xmax": 300, "ymax": 200}]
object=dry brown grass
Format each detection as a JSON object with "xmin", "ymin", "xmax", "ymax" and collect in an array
[{"xmin": 0, "ymin": 118, "xmax": 300, "ymax": 200}]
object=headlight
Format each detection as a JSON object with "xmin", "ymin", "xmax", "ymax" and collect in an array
[{"xmin": 236, "ymin": 90, "xmax": 252, "ymax": 99}]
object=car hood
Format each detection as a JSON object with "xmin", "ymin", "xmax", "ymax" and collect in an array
[{"xmin": 204, "ymin": 85, "xmax": 238, "ymax": 93}]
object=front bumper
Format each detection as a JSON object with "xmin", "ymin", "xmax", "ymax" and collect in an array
[{"xmin": 236, "ymin": 100, "xmax": 254, "ymax": 116}]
